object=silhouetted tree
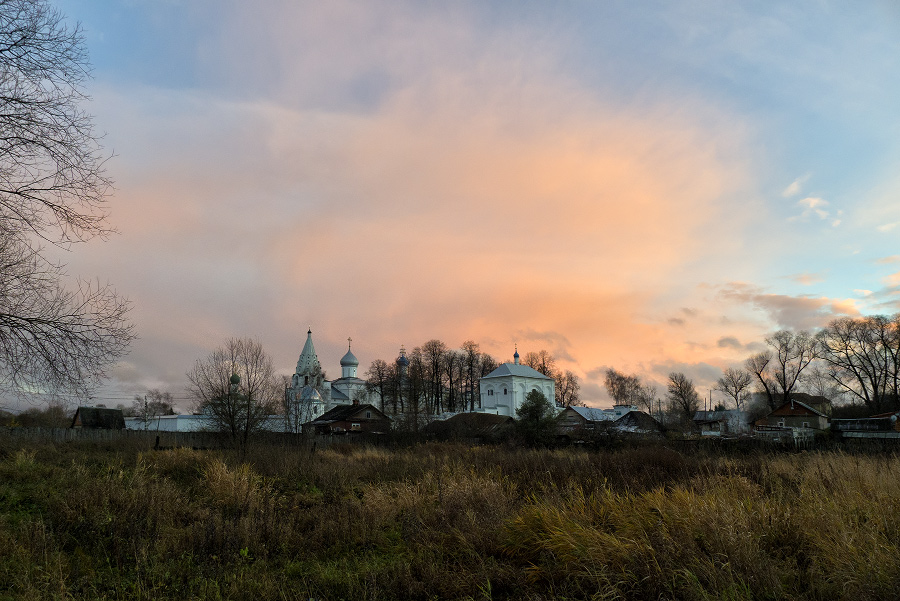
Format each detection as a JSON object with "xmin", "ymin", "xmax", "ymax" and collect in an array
[
  {"xmin": 0, "ymin": 0, "xmax": 133, "ymax": 399},
  {"xmin": 666, "ymin": 372, "xmax": 700, "ymax": 423},
  {"xmin": 187, "ymin": 338, "xmax": 280, "ymax": 445},
  {"xmin": 715, "ymin": 367, "xmax": 752, "ymax": 412},
  {"xmin": 515, "ymin": 389, "xmax": 557, "ymax": 447}
]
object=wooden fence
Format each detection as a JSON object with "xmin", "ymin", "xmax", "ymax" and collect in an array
[{"xmin": 0, "ymin": 427, "xmax": 396, "ymax": 450}]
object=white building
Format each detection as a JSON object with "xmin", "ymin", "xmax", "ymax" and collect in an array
[
  {"xmin": 478, "ymin": 349, "xmax": 555, "ymax": 417},
  {"xmin": 285, "ymin": 329, "xmax": 367, "ymax": 423}
]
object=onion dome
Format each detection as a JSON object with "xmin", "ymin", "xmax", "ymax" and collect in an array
[
  {"xmin": 341, "ymin": 342, "xmax": 359, "ymax": 368},
  {"xmin": 396, "ymin": 346, "xmax": 410, "ymax": 367}
]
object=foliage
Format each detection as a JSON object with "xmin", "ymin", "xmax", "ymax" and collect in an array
[
  {"xmin": 0, "ymin": 402, "xmax": 69, "ymax": 427},
  {"xmin": 515, "ymin": 389, "xmax": 557, "ymax": 446},
  {"xmin": 0, "ymin": 0, "xmax": 134, "ymax": 399}
]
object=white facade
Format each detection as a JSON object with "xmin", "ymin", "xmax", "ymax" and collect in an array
[
  {"xmin": 478, "ymin": 350, "xmax": 555, "ymax": 417},
  {"xmin": 285, "ymin": 330, "xmax": 367, "ymax": 423}
]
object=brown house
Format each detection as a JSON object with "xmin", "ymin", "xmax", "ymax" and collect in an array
[
  {"xmin": 755, "ymin": 399, "xmax": 829, "ymax": 431},
  {"xmin": 70, "ymin": 407, "xmax": 126, "ymax": 429},
  {"xmin": 304, "ymin": 403, "xmax": 391, "ymax": 435}
]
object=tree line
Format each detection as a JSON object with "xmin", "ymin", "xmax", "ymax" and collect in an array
[
  {"xmin": 364, "ymin": 341, "xmax": 582, "ymax": 421},
  {"xmin": 603, "ymin": 313, "xmax": 900, "ymax": 426}
]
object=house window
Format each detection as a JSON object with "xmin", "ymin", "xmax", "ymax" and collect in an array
[
  {"xmin": 366, "ymin": 411, "xmax": 371, "ymax": 419},
  {"xmin": 351, "ymin": 423, "xmax": 361, "ymax": 431}
]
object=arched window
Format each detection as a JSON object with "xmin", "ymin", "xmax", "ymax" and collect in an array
[
  {"xmin": 503, "ymin": 388, "xmax": 507, "ymax": 395},
  {"xmin": 304, "ymin": 375, "xmax": 309, "ymax": 385}
]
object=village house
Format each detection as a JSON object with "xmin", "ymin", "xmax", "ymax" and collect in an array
[
  {"xmin": 304, "ymin": 402, "xmax": 391, "ymax": 436},
  {"xmin": 692, "ymin": 410, "xmax": 751, "ymax": 436},
  {"xmin": 556, "ymin": 406, "xmax": 662, "ymax": 440},
  {"xmin": 71, "ymin": 407, "xmax": 126, "ymax": 430},
  {"xmin": 755, "ymin": 399, "xmax": 829, "ymax": 431}
]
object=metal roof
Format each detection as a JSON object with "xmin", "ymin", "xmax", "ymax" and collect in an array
[{"xmin": 482, "ymin": 362, "xmax": 552, "ymax": 380}]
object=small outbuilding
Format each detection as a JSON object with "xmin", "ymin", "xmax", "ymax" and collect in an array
[{"xmin": 71, "ymin": 407, "xmax": 125, "ymax": 430}]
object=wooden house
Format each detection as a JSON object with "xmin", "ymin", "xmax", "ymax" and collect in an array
[
  {"xmin": 70, "ymin": 407, "xmax": 125, "ymax": 430},
  {"xmin": 692, "ymin": 410, "xmax": 750, "ymax": 436},
  {"xmin": 755, "ymin": 399, "xmax": 829, "ymax": 431},
  {"xmin": 614, "ymin": 410, "xmax": 664, "ymax": 436},
  {"xmin": 304, "ymin": 402, "xmax": 391, "ymax": 435},
  {"xmin": 556, "ymin": 406, "xmax": 614, "ymax": 440}
]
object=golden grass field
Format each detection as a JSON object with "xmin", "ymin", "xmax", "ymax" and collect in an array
[{"xmin": 1, "ymin": 438, "xmax": 898, "ymax": 600}]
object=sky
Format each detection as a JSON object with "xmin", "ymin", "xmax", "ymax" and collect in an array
[{"xmin": 35, "ymin": 0, "xmax": 900, "ymax": 410}]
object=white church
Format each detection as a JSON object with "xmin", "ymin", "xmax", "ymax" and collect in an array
[
  {"xmin": 285, "ymin": 330, "xmax": 557, "ymax": 422},
  {"xmin": 477, "ymin": 348, "xmax": 556, "ymax": 417},
  {"xmin": 285, "ymin": 329, "xmax": 368, "ymax": 421}
]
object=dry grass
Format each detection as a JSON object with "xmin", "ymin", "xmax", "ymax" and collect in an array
[{"xmin": 0, "ymin": 437, "xmax": 898, "ymax": 600}]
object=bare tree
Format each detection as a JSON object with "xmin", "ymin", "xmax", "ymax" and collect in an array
[
  {"xmin": 421, "ymin": 339, "xmax": 447, "ymax": 414},
  {"xmin": 817, "ymin": 315, "xmax": 900, "ymax": 411},
  {"xmin": 745, "ymin": 351, "xmax": 777, "ymax": 408},
  {"xmin": 768, "ymin": 330, "xmax": 818, "ymax": 404},
  {"xmin": 636, "ymin": 382, "xmax": 658, "ymax": 415},
  {"xmin": 555, "ymin": 370, "xmax": 581, "ymax": 407},
  {"xmin": 746, "ymin": 330, "xmax": 818, "ymax": 410},
  {"xmin": 715, "ymin": 367, "xmax": 752, "ymax": 412},
  {"xmin": 604, "ymin": 369, "xmax": 640, "ymax": 404},
  {"xmin": 0, "ymin": 0, "xmax": 133, "ymax": 399},
  {"xmin": 187, "ymin": 338, "xmax": 280, "ymax": 445},
  {"xmin": 666, "ymin": 372, "xmax": 700, "ymax": 422},
  {"xmin": 604, "ymin": 368, "xmax": 659, "ymax": 414},
  {"xmin": 129, "ymin": 389, "xmax": 175, "ymax": 426},
  {"xmin": 523, "ymin": 350, "xmax": 556, "ymax": 378},
  {"xmin": 365, "ymin": 358, "xmax": 393, "ymax": 413}
]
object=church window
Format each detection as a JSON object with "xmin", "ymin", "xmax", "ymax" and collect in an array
[
  {"xmin": 503, "ymin": 388, "xmax": 507, "ymax": 395},
  {"xmin": 488, "ymin": 390, "xmax": 493, "ymax": 396},
  {"xmin": 304, "ymin": 375, "xmax": 309, "ymax": 385}
]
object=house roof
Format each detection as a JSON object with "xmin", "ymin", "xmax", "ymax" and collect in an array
[
  {"xmin": 614, "ymin": 410, "xmax": 663, "ymax": 433},
  {"xmin": 767, "ymin": 399, "xmax": 828, "ymax": 418},
  {"xmin": 566, "ymin": 406, "xmax": 615, "ymax": 422},
  {"xmin": 311, "ymin": 403, "xmax": 388, "ymax": 424},
  {"xmin": 482, "ymin": 362, "xmax": 552, "ymax": 380},
  {"xmin": 423, "ymin": 412, "xmax": 514, "ymax": 436},
  {"xmin": 71, "ymin": 407, "xmax": 125, "ymax": 429},
  {"xmin": 788, "ymin": 392, "xmax": 832, "ymax": 406}
]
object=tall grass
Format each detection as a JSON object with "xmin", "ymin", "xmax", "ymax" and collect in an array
[{"xmin": 0, "ymin": 437, "xmax": 898, "ymax": 600}]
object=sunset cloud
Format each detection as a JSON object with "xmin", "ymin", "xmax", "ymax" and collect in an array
[{"xmin": 21, "ymin": 0, "xmax": 900, "ymax": 410}]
